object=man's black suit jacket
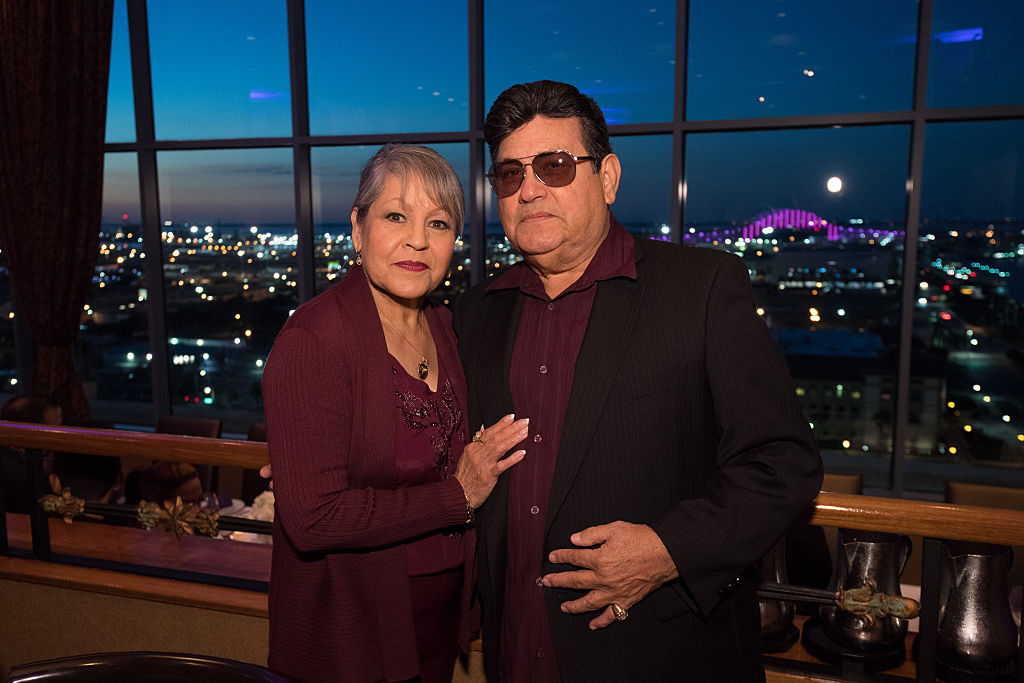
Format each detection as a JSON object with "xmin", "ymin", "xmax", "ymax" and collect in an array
[{"xmin": 453, "ymin": 234, "xmax": 823, "ymax": 682}]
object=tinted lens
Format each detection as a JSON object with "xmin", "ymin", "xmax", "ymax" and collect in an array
[
  {"xmin": 531, "ymin": 151, "xmax": 576, "ymax": 187},
  {"xmin": 490, "ymin": 160, "xmax": 525, "ymax": 197}
]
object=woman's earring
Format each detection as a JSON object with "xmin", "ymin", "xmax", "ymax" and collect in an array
[{"xmin": 355, "ymin": 252, "xmax": 362, "ymax": 266}]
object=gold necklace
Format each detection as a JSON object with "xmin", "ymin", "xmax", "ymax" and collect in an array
[{"xmin": 381, "ymin": 312, "xmax": 429, "ymax": 380}]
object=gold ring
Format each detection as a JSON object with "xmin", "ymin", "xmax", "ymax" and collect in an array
[
  {"xmin": 472, "ymin": 427, "xmax": 485, "ymax": 443},
  {"xmin": 611, "ymin": 603, "xmax": 628, "ymax": 622}
]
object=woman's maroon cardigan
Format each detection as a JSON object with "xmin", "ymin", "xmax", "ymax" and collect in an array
[{"xmin": 262, "ymin": 266, "xmax": 473, "ymax": 682}]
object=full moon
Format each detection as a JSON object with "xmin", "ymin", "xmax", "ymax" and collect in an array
[{"xmin": 827, "ymin": 176, "xmax": 843, "ymax": 193}]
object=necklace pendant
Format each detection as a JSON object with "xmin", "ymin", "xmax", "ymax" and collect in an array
[{"xmin": 417, "ymin": 356, "xmax": 429, "ymax": 380}]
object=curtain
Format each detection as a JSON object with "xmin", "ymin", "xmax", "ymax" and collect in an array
[{"xmin": 0, "ymin": 1, "xmax": 114, "ymax": 424}]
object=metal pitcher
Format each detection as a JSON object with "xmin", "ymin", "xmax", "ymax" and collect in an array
[
  {"xmin": 759, "ymin": 535, "xmax": 796, "ymax": 639},
  {"xmin": 937, "ymin": 541, "xmax": 1020, "ymax": 670},
  {"xmin": 820, "ymin": 528, "xmax": 911, "ymax": 650}
]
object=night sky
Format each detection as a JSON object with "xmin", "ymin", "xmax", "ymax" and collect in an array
[{"xmin": 101, "ymin": 0, "xmax": 1023, "ymax": 227}]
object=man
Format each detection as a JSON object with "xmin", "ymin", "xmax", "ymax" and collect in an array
[{"xmin": 453, "ymin": 80, "xmax": 823, "ymax": 681}]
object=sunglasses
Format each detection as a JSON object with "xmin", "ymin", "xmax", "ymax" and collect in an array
[{"xmin": 485, "ymin": 150, "xmax": 597, "ymax": 198}]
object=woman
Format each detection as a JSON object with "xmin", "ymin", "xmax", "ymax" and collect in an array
[{"xmin": 262, "ymin": 144, "xmax": 528, "ymax": 683}]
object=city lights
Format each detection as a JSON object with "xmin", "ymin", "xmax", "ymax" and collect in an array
[{"xmin": 72, "ymin": 132, "xmax": 1020, "ymax": 462}]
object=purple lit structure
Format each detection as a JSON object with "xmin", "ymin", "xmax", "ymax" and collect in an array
[
  {"xmin": 741, "ymin": 209, "xmax": 841, "ymax": 241},
  {"xmin": 673, "ymin": 208, "xmax": 906, "ymax": 246}
]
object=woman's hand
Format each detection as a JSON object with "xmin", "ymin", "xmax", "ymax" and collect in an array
[{"xmin": 454, "ymin": 414, "xmax": 529, "ymax": 509}]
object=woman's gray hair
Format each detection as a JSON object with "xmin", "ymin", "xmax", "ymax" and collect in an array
[{"xmin": 352, "ymin": 144, "xmax": 465, "ymax": 237}]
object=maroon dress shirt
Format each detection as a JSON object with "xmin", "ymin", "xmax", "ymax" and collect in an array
[{"xmin": 488, "ymin": 222, "xmax": 636, "ymax": 682}]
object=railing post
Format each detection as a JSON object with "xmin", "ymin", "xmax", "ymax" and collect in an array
[
  {"xmin": 916, "ymin": 536, "xmax": 941, "ymax": 682},
  {"xmin": 26, "ymin": 449, "xmax": 51, "ymax": 560},
  {"xmin": 0, "ymin": 471, "xmax": 7, "ymax": 553},
  {"xmin": 1018, "ymin": 576, "xmax": 1023, "ymax": 682}
]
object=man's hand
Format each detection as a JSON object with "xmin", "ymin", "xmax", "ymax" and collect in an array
[{"xmin": 542, "ymin": 521, "xmax": 679, "ymax": 630}]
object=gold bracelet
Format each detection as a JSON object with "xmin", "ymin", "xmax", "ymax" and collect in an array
[{"xmin": 464, "ymin": 494, "xmax": 475, "ymax": 525}]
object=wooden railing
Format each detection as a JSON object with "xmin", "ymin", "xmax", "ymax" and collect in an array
[
  {"xmin": 5, "ymin": 421, "xmax": 1023, "ymax": 546},
  {"xmin": 2, "ymin": 420, "xmax": 1023, "ymax": 681},
  {"xmin": 0, "ymin": 421, "xmax": 267, "ymax": 469},
  {"xmin": 808, "ymin": 491, "xmax": 1024, "ymax": 547}
]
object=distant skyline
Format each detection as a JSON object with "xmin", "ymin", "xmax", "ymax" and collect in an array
[{"xmin": 101, "ymin": 0, "xmax": 1023, "ymax": 226}]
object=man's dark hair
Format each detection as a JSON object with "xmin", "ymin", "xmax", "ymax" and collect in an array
[
  {"xmin": 135, "ymin": 461, "xmax": 201, "ymax": 504},
  {"xmin": 483, "ymin": 80, "xmax": 613, "ymax": 170}
]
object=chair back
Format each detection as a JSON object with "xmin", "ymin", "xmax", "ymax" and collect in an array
[
  {"xmin": 155, "ymin": 415, "xmax": 222, "ymax": 439},
  {"xmin": 946, "ymin": 481, "xmax": 1024, "ymax": 587},
  {"xmin": 246, "ymin": 421, "xmax": 266, "ymax": 442},
  {"xmin": 821, "ymin": 472, "xmax": 864, "ymax": 495},
  {"xmin": 240, "ymin": 421, "xmax": 269, "ymax": 504},
  {"xmin": 10, "ymin": 651, "xmax": 287, "ymax": 682},
  {"xmin": 946, "ymin": 481, "xmax": 1024, "ymax": 510}
]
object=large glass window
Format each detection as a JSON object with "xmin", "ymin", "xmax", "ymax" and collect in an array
[
  {"xmin": 305, "ymin": 1, "xmax": 468, "ymax": 134},
  {"xmin": 0, "ymin": 252, "xmax": 16, "ymax": 398},
  {"xmin": 157, "ymin": 149, "xmax": 296, "ymax": 433},
  {"xmin": 80, "ymin": 0, "xmax": 1023, "ymax": 496},
  {"xmin": 611, "ymin": 135, "xmax": 673, "ymax": 237},
  {"xmin": 928, "ymin": 1, "xmax": 1024, "ymax": 109},
  {"xmin": 82, "ymin": 153, "xmax": 152, "ymax": 427},
  {"xmin": 148, "ymin": 0, "xmax": 291, "ymax": 140},
  {"xmin": 311, "ymin": 143, "xmax": 470, "ymax": 303},
  {"xmin": 685, "ymin": 125, "xmax": 910, "ymax": 488},
  {"xmin": 687, "ymin": 0, "xmax": 918, "ymax": 120},
  {"xmin": 485, "ymin": 0, "xmax": 676, "ymax": 124},
  {"xmin": 105, "ymin": 0, "xmax": 135, "ymax": 143},
  {"xmin": 915, "ymin": 120, "xmax": 1024, "ymax": 491}
]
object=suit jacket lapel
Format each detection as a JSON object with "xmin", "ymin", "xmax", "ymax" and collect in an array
[
  {"xmin": 544, "ymin": 272, "xmax": 647, "ymax": 537},
  {"xmin": 472, "ymin": 287, "xmax": 521, "ymax": 597}
]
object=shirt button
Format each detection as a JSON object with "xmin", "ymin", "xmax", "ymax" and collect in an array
[
  {"xmin": 530, "ymin": 505, "xmax": 540, "ymax": 515},
  {"xmin": 536, "ymin": 650, "xmax": 545, "ymax": 659},
  {"xmin": 535, "ymin": 576, "xmax": 544, "ymax": 587},
  {"xmin": 533, "ymin": 434, "xmax": 543, "ymax": 443},
  {"xmin": 539, "ymin": 365, "xmax": 548, "ymax": 374},
  {"xmin": 546, "ymin": 303, "xmax": 555, "ymax": 311}
]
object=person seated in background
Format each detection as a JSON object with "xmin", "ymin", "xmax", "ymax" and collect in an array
[
  {"xmin": 48, "ymin": 452, "xmax": 122, "ymax": 504},
  {"xmin": 125, "ymin": 461, "xmax": 203, "ymax": 506},
  {"xmin": 1, "ymin": 394, "xmax": 62, "ymax": 513},
  {"xmin": 1, "ymin": 394, "xmax": 62, "ymax": 427}
]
